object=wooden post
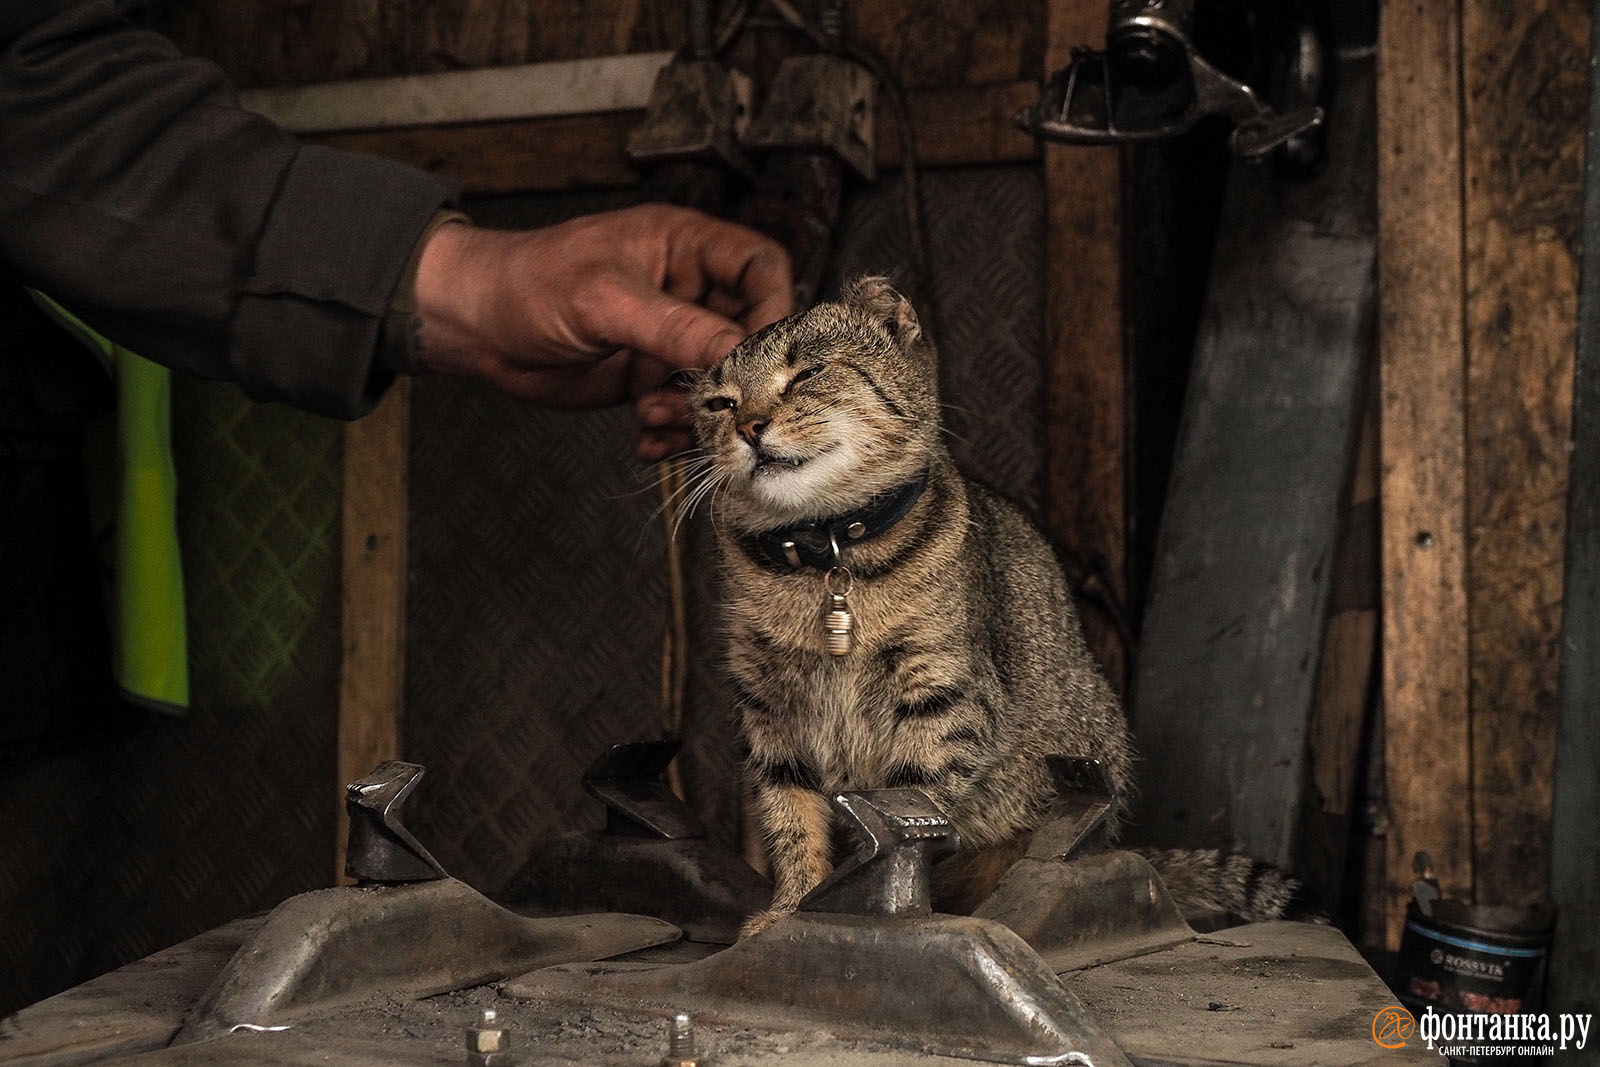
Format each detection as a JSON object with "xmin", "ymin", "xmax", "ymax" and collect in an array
[
  {"xmin": 336, "ymin": 378, "xmax": 410, "ymax": 882},
  {"xmin": 1043, "ymin": 0, "xmax": 1127, "ymax": 691},
  {"xmin": 1461, "ymin": 0, "xmax": 1586, "ymax": 912},
  {"xmin": 1377, "ymin": 0, "xmax": 1473, "ymax": 946}
]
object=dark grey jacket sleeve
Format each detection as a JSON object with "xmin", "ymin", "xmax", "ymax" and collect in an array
[{"xmin": 0, "ymin": 0, "xmax": 459, "ymax": 417}]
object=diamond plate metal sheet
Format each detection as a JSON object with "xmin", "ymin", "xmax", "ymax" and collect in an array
[
  {"xmin": 406, "ymin": 168, "xmax": 1045, "ymax": 890},
  {"xmin": 0, "ymin": 378, "xmax": 341, "ymax": 1015}
]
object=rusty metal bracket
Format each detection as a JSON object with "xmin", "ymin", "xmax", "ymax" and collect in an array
[
  {"xmin": 627, "ymin": 59, "xmax": 754, "ymax": 177},
  {"xmin": 741, "ymin": 53, "xmax": 876, "ymax": 181},
  {"xmin": 344, "ymin": 761, "xmax": 447, "ymax": 884}
]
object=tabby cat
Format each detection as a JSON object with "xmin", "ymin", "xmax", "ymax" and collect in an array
[{"xmin": 688, "ymin": 277, "xmax": 1292, "ymax": 937}]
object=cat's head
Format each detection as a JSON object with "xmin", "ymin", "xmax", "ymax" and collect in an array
[{"xmin": 690, "ymin": 276, "xmax": 941, "ymax": 529}]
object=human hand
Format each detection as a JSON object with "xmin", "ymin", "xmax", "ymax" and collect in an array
[{"xmin": 410, "ymin": 204, "xmax": 792, "ymax": 460}]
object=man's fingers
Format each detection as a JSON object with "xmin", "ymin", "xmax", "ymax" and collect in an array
[
  {"xmin": 607, "ymin": 283, "xmax": 748, "ymax": 370},
  {"xmin": 665, "ymin": 213, "xmax": 794, "ymax": 330}
]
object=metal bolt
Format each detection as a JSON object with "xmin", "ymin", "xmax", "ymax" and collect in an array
[
  {"xmin": 661, "ymin": 1011, "xmax": 700, "ymax": 1067},
  {"xmin": 465, "ymin": 1008, "xmax": 510, "ymax": 1067}
]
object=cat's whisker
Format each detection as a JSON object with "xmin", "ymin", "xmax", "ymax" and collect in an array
[
  {"xmin": 632, "ymin": 458, "xmax": 723, "ymax": 556},
  {"xmin": 612, "ymin": 449, "xmax": 714, "ymax": 504},
  {"xmin": 671, "ymin": 466, "xmax": 734, "ymax": 541}
]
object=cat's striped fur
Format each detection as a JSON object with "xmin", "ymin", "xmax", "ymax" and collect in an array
[{"xmin": 689, "ymin": 277, "xmax": 1294, "ymax": 936}]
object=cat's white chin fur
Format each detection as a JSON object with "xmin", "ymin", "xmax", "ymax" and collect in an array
[{"xmin": 738, "ymin": 439, "xmax": 892, "ymax": 527}]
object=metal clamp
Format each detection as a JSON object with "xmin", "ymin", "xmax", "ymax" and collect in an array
[
  {"xmin": 1026, "ymin": 756, "xmax": 1114, "ymax": 862},
  {"xmin": 582, "ymin": 739, "xmax": 705, "ymax": 840},
  {"xmin": 344, "ymin": 761, "xmax": 448, "ymax": 884},
  {"xmin": 799, "ymin": 789, "xmax": 959, "ymax": 917},
  {"xmin": 1016, "ymin": 0, "xmax": 1323, "ymax": 158},
  {"xmin": 741, "ymin": 53, "xmax": 877, "ymax": 181},
  {"xmin": 627, "ymin": 59, "xmax": 754, "ymax": 176}
]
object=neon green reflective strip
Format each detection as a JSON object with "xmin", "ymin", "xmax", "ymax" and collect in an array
[
  {"xmin": 114, "ymin": 346, "xmax": 189, "ymax": 710},
  {"xmin": 29, "ymin": 293, "xmax": 190, "ymax": 712}
]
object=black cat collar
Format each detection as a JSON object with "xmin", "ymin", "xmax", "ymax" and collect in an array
[{"xmin": 752, "ymin": 471, "xmax": 929, "ymax": 571}]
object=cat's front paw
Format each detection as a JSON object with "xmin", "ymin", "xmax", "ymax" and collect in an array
[{"xmin": 738, "ymin": 907, "xmax": 791, "ymax": 940}]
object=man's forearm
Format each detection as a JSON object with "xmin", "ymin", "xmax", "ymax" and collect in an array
[{"xmin": 0, "ymin": 0, "xmax": 458, "ymax": 416}]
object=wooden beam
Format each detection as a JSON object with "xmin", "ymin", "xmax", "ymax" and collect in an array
[
  {"xmin": 240, "ymin": 52, "xmax": 674, "ymax": 134},
  {"xmin": 336, "ymin": 378, "xmax": 411, "ymax": 882},
  {"xmin": 1377, "ymin": 0, "xmax": 1473, "ymax": 947},
  {"xmin": 1042, "ymin": 1, "xmax": 1127, "ymax": 690},
  {"xmin": 307, "ymin": 81, "xmax": 1041, "ymax": 195},
  {"xmin": 1552, "ymin": 0, "xmax": 1600, "ymax": 1014},
  {"xmin": 1461, "ymin": 0, "xmax": 1586, "ymax": 912}
]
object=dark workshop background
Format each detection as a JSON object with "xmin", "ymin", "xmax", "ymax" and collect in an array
[{"xmin": 0, "ymin": 0, "xmax": 1594, "ymax": 1024}]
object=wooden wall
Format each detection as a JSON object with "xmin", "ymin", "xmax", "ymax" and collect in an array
[
  {"xmin": 161, "ymin": 1, "xmax": 1042, "ymax": 90},
  {"xmin": 1378, "ymin": 0, "xmax": 1588, "ymax": 943},
  {"xmin": 154, "ymin": 0, "xmax": 1588, "ymax": 948}
]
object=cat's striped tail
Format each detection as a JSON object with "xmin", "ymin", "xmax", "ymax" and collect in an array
[{"xmin": 1135, "ymin": 847, "xmax": 1323, "ymax": 924}]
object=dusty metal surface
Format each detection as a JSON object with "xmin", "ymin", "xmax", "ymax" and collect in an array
[
  {"xmin": 505, "ymin": 912, "xmax": 1131, "ymax": 1066},
  {"xmin": 1068, "ymin": 921, "xmax": 1431, "ymax": 1066},
  {"xmin": 171, "ymin": 880, "xmax": 676, "ymax": 1046},
  {"xmin": 0, "ymin": 917, "xmax": 262, "ymax": 1067},
  {"xmin": 976, "ymin": 851, "xmax": 1195, "ymax": 973},
  {"xmin": 6, "ymin": 915, "xmax": 1417, "ymax": 1067}
]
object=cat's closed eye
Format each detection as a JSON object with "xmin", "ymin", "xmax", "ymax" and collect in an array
[
  {"xmin": 703, "ymin": 396, "xmax": 736, "ymax": 412},
  {"xmin": 788, "ymin": 365, "xmax": 822, "ymax": 387}
]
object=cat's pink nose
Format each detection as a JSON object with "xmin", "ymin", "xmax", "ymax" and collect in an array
[{"xmin": 738, "ymin": 419, "xmax": 768, "ymax": 444}]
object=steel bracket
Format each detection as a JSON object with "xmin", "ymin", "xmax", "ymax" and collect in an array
[
  {"xmin": 741, "ymin": 54, "xmax": 877, "ymax": 181},
  {"xmin": 627, "ymin": 59, "xmax": 754, "ymax": 176}
]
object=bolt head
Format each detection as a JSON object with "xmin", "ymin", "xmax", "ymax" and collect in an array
[{"xmin": 466, "ymin": 1021, "xmax": 509, "ymax": 1055}]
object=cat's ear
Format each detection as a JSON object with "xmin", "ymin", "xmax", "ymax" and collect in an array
[{"xmin": 841, "ymin": 275, "xmax": 922, "ymax": 348}]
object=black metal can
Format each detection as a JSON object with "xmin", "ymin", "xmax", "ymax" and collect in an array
[{"xmin": 1397, "ymin": 900, "xmax": 1555, "ymax": 1015}]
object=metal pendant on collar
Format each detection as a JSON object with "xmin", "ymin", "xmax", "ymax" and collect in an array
[{"xmin": 822, "ymin": 534, "xmax": 856, "ymax": 656}]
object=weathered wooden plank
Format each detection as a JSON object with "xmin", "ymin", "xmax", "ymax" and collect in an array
[
  {"xmin": 1377, "ymin": 0, "xmax": 1473, "ymax": 948},
  {"xmin": 240, "ymin": 52, "xmax": 674, "ymax": 134},
  {"xmin": 1297, "ymin": 374, "xmax": 1380, "ymax": 926},
  {"xmin": 336, "ymin": 379, "xmax": 410, "ymax": 882},
  {"xmin": 1461, "ymin": 0, "xmax": 1586, "ymax": 913},
  {"xmin": 164, "ymin": 0, "xmax": 1042, "ymax": 92},
  {"xmin": 1042, "ymin": 0, "xmax": 1127, "ymax": 690},
  {"xmin": 1550, "ymin": 0, "xmax": 1600, "ymax": 1018},
  {"xmin": 162, "ymin": 0, "xmax": 686, "ymax": 89},
  {"xmin": 847, "ymin": 0, "xmax": 1044, "ymax": 89},
  {"xmin": 1131, "ymin": 55, "xmax": 1376, "ymax": 869},
  {"xmin": 306, "ymin": 81, "xmax": 1040, "ymax": 195}
]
